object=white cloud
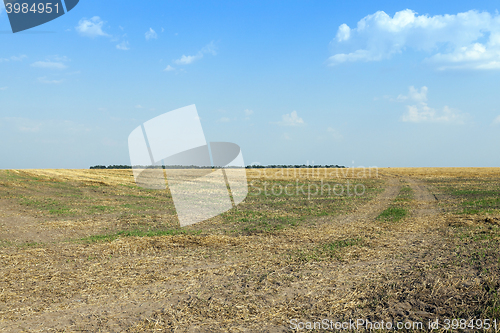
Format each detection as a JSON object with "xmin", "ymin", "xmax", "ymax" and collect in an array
[
  {"xmin": 145, "ymin": 28, "xmax": 158, "ymax": 40},
  {"xmin": 164, "ymin": 65, "xmax": 175, "ymax": 71},
  {"xmin": 31, "ymin": 61, "xmax": 67, "ymax": 70},
  {"xmin": 76, "ymin": 17, "xmax": 110, "ymax": 38},
  {"xmin": 402, "ymin": 105, "xmax": 464, "ymax": 123},
  {"xmin": 201, "ymin": 41, "xmax": 217, "ymax": 56},
  {"xmin": 0, "ymin": 87, "xmax": 7, "ymax": 91},
  {"xmin": 282, "ymin": 133, "xmax": 292, "ymax": 140},
  {"xmin": 18, "ymin": 121, "xmax": 42, "ymax": 133},
  {"xmin": 38, "ymin": 77, "xmax": 64, "ymax": 84},
  {"xmin": 399, "ymin": 86, "xmax": 465, "ymax": 123},
  {"xmin": 217, "ymin": 117, "xmax": 230, "ymax": 123},
  {"xmin": 116, "ymin": 41, "xmax": 130, "ymax": 50},
  {"xmin": 329, "ymin": 9, "xmax": 500, "ymax": 70},
  {"xmin": 396, "ymin": 86, "xmax": 428, "ymax": 103},
  {"xmin": 327, "ymin": 127, "xmax": 343, "ymax": 140},
  {"xmin": 244, "ymin": 109, "xmax": 254, "ymax": 120},
  {"xmin": 493, "ymin": 115, "xmax": 500, "ymax": 124},
  {"xmin": 0, "ymin": 55, "xmax": 27, "ymax": 62},
  {"xmin": 278, "ymin": 111, "xmax": 305, "ymax": 126},
  {"xmin": 174, "ymin": 41, "xmax": 217, "ymax": 65},
  {"xmin": 135, "ymin": 105, "xmax": 144, "ymax": 109},
  {"xmin": 10, "ymin": 55, "xmax": 27, "ymax": 61},
  {"xmin": 174, "ymin": 53, "xmax": 203, "ymax": 65},
  {"xmin": 336, "ymin": 24, "xmax": 351, "ymax": 42}
]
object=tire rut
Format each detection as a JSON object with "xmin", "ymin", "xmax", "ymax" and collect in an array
[
  {"xmin": 406, "ymin": 178, "xmax": 442, "ymax": 217},
  {"xmin": 331, "ymin": 177, "xmax": 402, "ymax": 226},
  {"xmin": 294, "ymin": 177, "xmax": 402, "ymax": 242}
]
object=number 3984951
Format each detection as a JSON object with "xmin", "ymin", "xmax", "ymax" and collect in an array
[{"xmin": 5, "ymin": 2, "xmax": 59, "ymax": 14}]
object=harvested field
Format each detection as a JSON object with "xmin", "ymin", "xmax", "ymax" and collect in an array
[{"xmin": 0, "ymin": 168, "xmax": 499, "ymax": 332}]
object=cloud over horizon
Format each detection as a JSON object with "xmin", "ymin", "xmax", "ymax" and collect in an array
[
  {"xmin": 278, "ymin": 111, "xmax": 305, "ymax": 126},
  {"xmin": 399, "ymin": 86, "xmax": 466, "ymax": 123},
  {"xmin": 329, "ymin": 9, "xmax": 500, "ymax": 70}
]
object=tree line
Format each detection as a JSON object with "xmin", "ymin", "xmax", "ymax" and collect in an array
[{"xmin": 90, "ymin": 164, "xmax": 346, "ymax": 169}]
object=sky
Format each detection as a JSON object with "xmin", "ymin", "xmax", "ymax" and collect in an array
[{"xmin": 1, "ymin": 0, "xmax": 500, "ymax": 169}]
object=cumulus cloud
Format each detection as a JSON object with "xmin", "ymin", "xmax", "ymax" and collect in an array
[
  {"xmin": 163, "ymin": 65, "xmax": 175, "ymax": 72},
  {"xmin": 174, "ymin": 41, "xmax": 217, "ymax": 65},
  {"xmin": 402, "ymin": 105, "xmax": 464, "ymax": 123},
  {"xmin": 278, "ymin": 111, "xmax": 305, "ymax": 126},
  {"xmin": 76, "ymin": 17, "xmax": 110, "ymax": 38},
  {"xmin": 399, "ymin": 86, "xmax": 466, "ymax": 123},
  {"xmin": 145, "ymin": 28, "xmax": 157, "ymax": 40},
  {"xmin": 329, "ymin": 9, "xmax": 500, "ymax": 70},
  {"xmin": 336, "ymin": 24, "xmax": 351, "ymax": 42},
  {"xmin": 396, "ymin": 86, "xmax": 428, "ymax": 103},
  {"xmin": 116, "ymin": 41, "xmax": 130, "ymax": 50}
]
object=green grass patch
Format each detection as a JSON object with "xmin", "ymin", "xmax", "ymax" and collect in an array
[
  {"xmin": 120, "ymin": 203, "xmax": 158, "ymax": 210},
  {"xmin": 217, "ymin": 178, "xmax": 385, "ymax": 234},
  {"xmin": 376, "ymin": 184, "xmax": 412, "ymax": 222},
  {"xmin": 394, "ymin": 185, "xmax": 413, "ymax": 202},
  {"xmin": 322, "ymin": 238, "xmax": 363, "ymax": 251},
  {"xmin": 89, "ymin": 205, "xmax": 114, "ymax": 214},
  {"xmin": 458, "ymin": 197, "xmax": 500, "ymax": 215},
  {"xmin": 377, "ymin": 207, "xmax": 408, "ymax": 222},
  {"xmin": 122, "ymin": 193, "xmax": 159, "ymax": 200},
  {"xmin": 19, "ymin": 197, "xmax": 78, "ymax": 216},
  {"xmin": 291, "ymin": 237, "xmax": 364, "ymax": 262},
  {"xmin": 428, "ymin": 178, "xmax": 500, "ymax": 215},
  {"xmin": 449, "ymin": 221, "xmax": 500, "ymax": 318},
  {"xmin": 81, "ymin": 228, "xmax": 201, "ymax": 243}
]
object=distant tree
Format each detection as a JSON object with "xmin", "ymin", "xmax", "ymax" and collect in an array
[{"xmin": 92, "ymin": 164, "xmax": 346, "ymax": 170}]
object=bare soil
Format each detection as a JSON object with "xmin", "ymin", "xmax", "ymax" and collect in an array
[{"xmin": 0, "ymin": 168, "xmax": 499, "ymax": 332}]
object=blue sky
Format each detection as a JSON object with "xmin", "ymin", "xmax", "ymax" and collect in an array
[{"xmin": 1, "ymin": 0, "xmax": 500, "ymax": 168}]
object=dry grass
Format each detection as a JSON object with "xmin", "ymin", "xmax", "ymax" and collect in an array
[
  {"xmin": 380, "ymin": 167, "xmax": 500, "ymax": 179},
  {"xmin": 0, "ymin": 168, "xmax": 499, "ymax": 332}
]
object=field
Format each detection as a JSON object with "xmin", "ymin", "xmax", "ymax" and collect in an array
[{"xmin": 0, "ymin": 168, "xmax": 499, "ymax": 332}]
